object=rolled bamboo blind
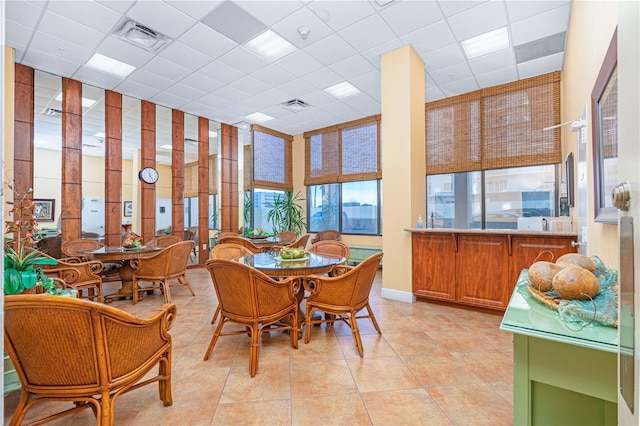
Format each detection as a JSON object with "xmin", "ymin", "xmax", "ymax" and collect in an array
[
  {"xmin": 599, "ymin": 66, "xmax": 618, "ymax": 159},
  {"xmin": 208, "ymin": 155, "xmax": 217, "ymax": 195},
  {"xmin": 426, "ymin": 71, "xmax": 561, "ymax": 174},
  {"xmin": 244, "ymin": 144, "xmax": 252, "ymax": 191},
  {"xmin": 184, "ymin": 161, "xmax": 198, "ymax": 198},
  {"xmin": 252, "ymin": 126, "xmax": 293, "ymax": 191}
]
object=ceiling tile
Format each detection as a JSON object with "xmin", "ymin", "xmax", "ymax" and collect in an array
[
  {"xmin": 157, "ymin": 41, "xmax": 213, "ymax": 71},
  {"xmin": 338, "ymin": 13, "xmax": 396, "ymax": 52},
  {"xmin": 96, "ymin": 1, "xmax": 135, "ymax": 14},
  {"xmin": 301, "ymin": 67, "xmax": 344, "ymax": 90},
  {"xmin": 350, "ymin": 71, "xmax": 381, "ymax": 101},
  {"xmin": 440, "ymin": 76, "xmax": 480, "ymax": 97},
  {"xmin": 360, "ymin": 39, "xmax": 405, "ymax": 69},
  {"xmin": 37, "ymin": 11, "xmax": 106, "ymax": 50},
  {"xmin": 307, "ymin": 1, "xmax": 376, "ymax": 32},
  {"xmin": 140, "ymin": 56, "xmax": 192, "ymax": 81},
  {"xmin": 210, "ymin": 85, "xmax": 252, "ymax": 104},
  {"xmin": 468, "ymin": 48, "xmax": 515, "ymax": 75},
  {"xmin": 198, "ymin": 61, "xmax": 244, "ymax": 84},
  {"xmin": 270, "ymin": 6, "xmax": 333, "ymax": 48},
  {"xmin": 150, "ymin": 91, "xmax": 191, "ymax": 108},
  {"xmin": 201, "ymin": 1, "xmax": 266, "ymax": 44},
  {"xmin": 5, "ymin": 19, "xmax": 35, "ymax": 48},
  {"xmin": 72, "ymin": 66, "xmax": 124, "ymax": 90},
  {"xmin": 426, "ymin": 85, "xmax": 446, "ymax": 102},
  {"xmin": 420, "ymin": 43, "xmax": 466, "ymax": 72},
  {"xmin": 95, "ymin": 37, "xmax": 154, "ymax": 68},
  {"xmin": 193, "ymin": 95, "xmax": 233, "ymax": 110},
  {"xmin": 429, "ymin": 61, "xmax": 474, "ymax": 86},
  {"xmin": 179, "ymin": 72, "xmax": 225, "ymax": 93},
  {"xmin": 5, "ymin": 0, "xmax": 42, "ymax": 27},
  {"xmin": 162, "ymin": 82, "xmax": 207, "ymax": 100},
  {"xmin": 240, "ymin": 87, "xmax": 290, "ymax": 110},
  {"xmin": 277, "ymin": 78, "xmax": 317, "ymax": 99},
  {"xmin": 126, "ymin": 0, "xmax": 197, "ymax": 39},
  {"xmin": 227, "ymin": 75, "xmax": 271, "ymax": 96},
  {"xmin": 23, "ymin": 48, "xmax": 80, "ymax": 78},
  {"xmin": 29, "ymin": 32, "xmax": 93, "ymax": 64},
  {"xmin": 177, "ymin": 23, "xmax": 236, "ymax": 59},
  {"xmin": 276, "ymin": 49, "xmax": 324, "ymax": 77},
  {"xmin": 115, "ymin": 80, "xmax": 162, "ymax": 102},
  {"xmin": 447, "ymin": 0, "xmax": 507, "ymax": 41},
  {"xmin": 475, "ymin": 65, "xmax": 518, "ymax": 88},
  {"xmin": 517, "ymin": 51, "xmax": 564, "ymax": 78},
  {"xmin": 510, "ymin": 4, "xmax": 571, "ymax": 45},
  {"xmin": 165, "ymin": 0, "xmax": 223, "ymax": 20},
  {"xmin": 329, "ymin": 54, "xmax": 377, "ymax": 80},
  {"xmin": 401, "ymin": 20, "xmax": 456, "ymax": 54},
  {"xmin": 250, "ymin": 64, "xmax": 297, "ymax": 88},
  {"xmin": 506, "ymin": 0, "xmax": 570, "ymax": 22},
  {"xmin": 299, "ymin": 88, "xmax": 335, "ymax": 107},
  {"xmin": 437, "ymin": 0, "xmax": 487, "ymax": 18},
  {"xmin": 235, "ymin": 0, "xmax": 304, "ymax": 26},
  {"xmin": 47, "ymin": 0, "xmax": 121, "ymax": 34},
  {"xmin": 127, "ymin": 69, "xmax": 175, "ymax": 91},
  {"xmin": 379, "ymin": 1, "xmax": 443, "ymax": 36},
  {"xmin": 304, "ymin": 33, "xmax": 357, "ymax": 66},
  {"xmin": 217, "ymin": 46, "xmax": 269, "ymax": 74}
]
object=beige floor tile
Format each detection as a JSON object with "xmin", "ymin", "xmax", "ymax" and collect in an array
[
  {"xmin": 347, "ymin": 356, "xmax": 421, "ymax": 393},
  {"xmin": 292, "ymin": 394, "xmax": 371, "ymax": 425},
  {"xmin": 130, "ymin": 403, "xmax": 216, "ymax": 425},
  {"xmin": 290, "ymin": 359, "xmax": 358, "ymax": 398},
  {"xmin": 429, "ymin": 383, "xmax": 513, "ymax": 425},
  {"xmin": 337, "ymin": 333, "xmax": 397, "ymax": 358},
  {"xmin": 361, "ymin": 388, "xmax": 453, "ymax": 425},
  {"xmin": 451, "ymin": 349, "xmax": 514, "ymax": 383},
  {"xmin": 212, "ymin": 399, "xmax": 291, "ymax": 425},
  {"xmin": 402, "ymin": 353, "xmax": 484, "ymax": 387},
  {"xmin": 382, "ymin": 331, "xmax": 448, "ymax": 356},
  {"xmin": 219, "ymin": 364, "xmax": 291, "ymax": 403},
  {"xmin": 425, "ymin": 329, "xmax": 497, "ymax": 352}
]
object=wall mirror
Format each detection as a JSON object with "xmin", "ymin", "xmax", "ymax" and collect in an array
[{"xmin": 591, "ymin": 29, "xmax": 618, "ymax": 223}]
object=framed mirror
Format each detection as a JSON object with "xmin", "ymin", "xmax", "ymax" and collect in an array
[{"xmin": 591, "ymin": 29, "xmax": 618, "ymax": 223}]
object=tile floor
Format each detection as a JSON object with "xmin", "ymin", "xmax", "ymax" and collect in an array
[{"xmin": 4, "ymin": 267, "xmax": 514, "ymax": 425}]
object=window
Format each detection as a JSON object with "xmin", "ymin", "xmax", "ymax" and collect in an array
[
  {"xmin": 209, "ymin": 194, "xmax": 218, "ymax": 230},
  {"xmin": 427, "ymin": 164, "xmax": 557, "ymax": 230},
  {"xmin": 308, "ymin": 180, "xmax": 381, "ymax": 235},
  {"xmin": 253, "ymin": 188, "xmax": 285, "ymax": 234},
  {"xmin": 184, "ymin": 197, "xmax": 198, "ymax": 228}
]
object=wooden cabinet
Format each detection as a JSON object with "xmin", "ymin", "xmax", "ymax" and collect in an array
[{"xmin": 411, "ymin": 231, "xmax": 577, "ymax": 311}]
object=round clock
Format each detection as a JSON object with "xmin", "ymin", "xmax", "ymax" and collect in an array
[{"xmin": 138, "ymin": 167, "xmax": 159, "ymax": 184}]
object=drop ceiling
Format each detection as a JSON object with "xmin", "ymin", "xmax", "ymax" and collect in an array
[{"xmin": 5, "ymin": 0, "xmax": 572, "ymax": 147}]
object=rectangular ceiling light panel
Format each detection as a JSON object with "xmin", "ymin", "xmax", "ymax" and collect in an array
[
  {"xmin": 245, "ymin": 112, "xmax": 274, "ymax": 123},
  {"xmin": 54, "ymin": 93, "xmax": 97, "ymax": 108},
  {"xmin": 246, "ymin": 30, "xmax": 296, "ymax": 61},
  {"xmin": 85, "ymin": 53, "xmax": 137, "ymax": 78},
  {"xmin": 461, "ymin": 27, "xmax": 510, "ymax": 60},
  {"xmin": 324, "ymin": 82, "xmax": 361, "ymax": 99}
]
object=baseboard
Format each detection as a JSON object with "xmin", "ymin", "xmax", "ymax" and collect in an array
[{"xmin": 381, "ymin": 287, "xmax": 416, "ymax": 303}]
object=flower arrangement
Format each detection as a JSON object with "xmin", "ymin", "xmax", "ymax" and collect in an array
[{"xmin": 4, "ymin": 184, "xmax": 57, "ymax": 294}]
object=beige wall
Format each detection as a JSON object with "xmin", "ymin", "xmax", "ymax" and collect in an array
[
  {"xmin": 4, "ymin": 46, "xmax": 14, "ymax": 216},
  {"xmin": 562, "ymin": 0, "xmax": 618, "ymax": 266}
]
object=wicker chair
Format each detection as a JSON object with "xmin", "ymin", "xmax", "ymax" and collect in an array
[
  {"xmin": 38, "ymin": 252, "xmax": 105, "ymax": 302},
  {"xmin": 35, "ymin": 235, "xmax": 63, "ymax": 259},
  {"xmin": 302, "ymin": 252, "xmax": 383, "ymax": 357},
  {"xmin": 283, "ymin": 234, "xmax": 310, "ymax": 250},
  {"xmin": 275, "ymin": 231, "xmax": 296, "ymax": 245},
  {"xmin": 311, "ymin": 230, "xmax": 341, "ymax": 245},
  {"xmin": 183, "ymin": 228, "xmax": 198, "ymax": 260},
  {"xmin": 131, "ymin": 240, "xmax": 195, "ymax": 305},
  {"xmin": 4, "ymin": 295, "xmax": 175, "ymax": 426},
  {"xmin": 204, "ymin": 258, "xmax": 300, "ymax": 377},
  {"xmin": 308, "ymin": 240, "xmax": 350, "ymax": 259},
  {"xmin": 208, "ymin": 243, "xmax": 254, "ymax": 324},
  {"xmin": 148, "ymin": 235, "xmax": 183, "ymax": 248},
  {"xmin": 61, "ymin": 238, "xmax": 122, "ymax": 283},
  {"xmin": 217, "ymin": 235, "xmax": 264, "ymax": 253}
]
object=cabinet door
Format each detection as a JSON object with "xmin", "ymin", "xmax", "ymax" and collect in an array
[
  {"xmin": 510, "ymin": 236, "xmax": 577, "ymax": 288},
  {"xmin": 457, "ymin": 234, "xmax": 510, "ymax": 310},
  {"xmin": 412, "ymin": 233, "xmax": 456, "ymax": 301}
]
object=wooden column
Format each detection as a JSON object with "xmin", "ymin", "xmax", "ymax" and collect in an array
[
  {"xmin": 198, "ymin": 117, "xmax": 209, "ymax": 263},
  {"xmin": 220, "ymin": 123, "xmax": 238, "ymax": 233},
  {"xmin": 61, "ymin": 77, "xmax": 83, "ymax": 241},
  {"xmin": 13, "ymin": 64, "xmax": 34, "ymax": 207},
  {"xmin": 140, "ymin": 100, "xmax": 156, "ymax": 242},
  {"xmin": 172, "ymin": 110, "xmax": 185, "ymax": 236},
  {"xmin": 104, "ymin": 90, "xmax": 122, "ymax": 246}
]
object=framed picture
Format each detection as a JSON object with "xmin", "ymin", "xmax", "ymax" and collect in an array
[
  {"xmin": 123, "ymin": 201, "xmax": 133, "ymax": 217},
  {"xmin": 33, "ymin": 199, "xmax": 55, "ymax": 221}
]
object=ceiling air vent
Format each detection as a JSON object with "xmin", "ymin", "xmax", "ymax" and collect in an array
[
  {"xmin": 115, "ymin": 20, "xmax": 167, "ymax": 52},
  {"xmin": 184, "ymin": 138, "xmax": 198, "ymax": 144},
  {"xmin": 280, "ymin": 99, "xmax": 310, "ymax": 112},
  {"xmin": 43, "ymin": 108, "xmax": 62, "ymax": 116}
]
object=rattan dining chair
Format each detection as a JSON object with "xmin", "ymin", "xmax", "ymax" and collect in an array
[
  {"xmin": 208, "ymin": 243, "xmax": 254, "ymax": 324},
  {"xmin": 204, "ymin": 258, "xmax": 300, "ymax": 377},
  {"xmin": 302, "ymin": 252, "xmax": 383, "ymax": 357},
  {"xmin": 217, "ymin": 235, "xmax": 264, "ymax": 253},
  {"xmin": 281, "ymin": 234, "xmax": 310, "ymax": 250},
  {"xmin": 148, "ymin": 235, "xmax": 183, "ymax": 248},
  {"xmin": 310, "ymin": 229, "xmax": 341, "ymax": 244},
  {"xmin": 4, "ymin": 295, "xmax": 176, "ymax": 426},
  {"xmin": 38, "ymin": 251, "xmax": 105, "ymax": 301},
  {"xmin": 61, "ymin": 238, "xmax": 122, "ymax": 283},
  {"xmin": 131, "ymin": 241, "xmax": 195, "ymax": 304},
  {"xmin": 275, "ymin": 231, "xmax": 296, "ymax": 245},
  {"xmin": 308, "ymin": 240, "xmax": 350, "ymax": 259}
]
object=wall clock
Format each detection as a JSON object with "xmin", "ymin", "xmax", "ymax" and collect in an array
[{"xmin": 138, "ymin": 167, "xmax": 159, "ymax": 184}]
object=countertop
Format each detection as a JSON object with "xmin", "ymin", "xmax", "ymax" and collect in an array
[
  {"xmin": 405, "ymin": 228, "xmax": 577, "ymax": 237},
  {"xmin": 499, "ymin": 270, "xmax": 618, "ymax": 353}
]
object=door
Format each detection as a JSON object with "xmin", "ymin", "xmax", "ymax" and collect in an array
[{"xmin": 81, "ymin": 197, "xmax": 105, "ymax": 237}]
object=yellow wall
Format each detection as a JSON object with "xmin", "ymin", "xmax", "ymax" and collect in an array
[
  {"xmin": 562, "ymin": 0, "xmax": 618, "ymax": 266},
  {"xmin": 4, "ymin": 46, "xmax": 14, "ymax": 215}
]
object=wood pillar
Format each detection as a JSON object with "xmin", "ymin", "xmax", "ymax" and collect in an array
[
  {"xmin": 172, "ymin": 110, "xmax": 185, "ymax": 236},
  {"xmin": 140, "ymin": 100, "xmax": 156, "ymax": 242},
  {"xmin": 104, "ymin": 90, "xmax": 122, "ymax": 246},
  {"xmin": 198, "ymin": 117, "xmax": 209, "ymax": 263},
  {"xmin": 220, "ymin": 123, "xmax": 238, "ymax": 233},
  {"xmin": 13, "ymin": 64, "xmax": 34, "ymax": 207},
  {"xmin": 61, "ymin": 77, "xmax": 82, "ymax": 241}
]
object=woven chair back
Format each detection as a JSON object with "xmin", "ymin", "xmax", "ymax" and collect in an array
[
  {"xmin": 311, "ymin": 230, "xmax": 341, "ymax": 244},
  {"xmin": 308, "ymin": 240, "xmax": 350, "ymax": 259},
  {"xmin": 217, "ymin": 235, "xmax": 263, "ymax": 253},
  {"xmin": 211, "ymin": 243, "xmax": 253, "ymax": 260},
  {"xmin": 62, "ymin": 238, "xmax": 105, "ymax": 260}
]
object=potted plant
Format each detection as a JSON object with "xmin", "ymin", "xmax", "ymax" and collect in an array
[
  {"xmin": 266, "ymin": 191, "xmax": 307, "ymax": 237},
  {"xmin": 4, "ymin": 185, "xmax": 58, "ymax": 295}
]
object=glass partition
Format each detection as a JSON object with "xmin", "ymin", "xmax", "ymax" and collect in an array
[
  {"xmin": 155, "ymin": 106, "xmax": 172, "ymax": 235},
  {"xmin": 209, "ymin": 120, "xmax": 221, "ymax": 231},
  {"xmin": 121, "ymin": 95, "xmax": 141, "ymax": 234},
  {"xmin": 183, "ymin": 114, "xmax": 199, "ymax": 228}
]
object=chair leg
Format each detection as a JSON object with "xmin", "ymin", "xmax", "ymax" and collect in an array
[
  {"xmin": 249, "ymin": 324, "xmax": 260, "ymax": 377},
  {"xmin": 181, "ymin": 275, "xmax": 196, "ymax": 296},
  {"xmin": 349, "ymin": 311, "xmax": 364, "ymax": 357},
  {"xmin": 290, "ymin": 309, "xmax": 299, "ymax": 349},
  {"xmin": 161, "ymin": 280, "xmax": 172, "ymax": 304},
  {"xmin": 204, "ymin": 317, "xmax": 226, "ymax": 360},
  {"xmin": 8, "ymin": 390, "xmax": 30, "ymax": 426},
  {"xmin": 365, "ymin": 303, "xmax": 382, "ymax": 335},
  {"xmin": 132, "ymin": 279, "xmax": 139, "ymax": 305},
  {"xmin": 159, "ymin": 352, "xmax": 173, "ymax": 406},
  {"xmin": 304, "ymin": 305, "xmax": 314, "ymax": 344},
  {"xmin": 210, "ymin": 305, "xmax": 221, "ymax": 324}
]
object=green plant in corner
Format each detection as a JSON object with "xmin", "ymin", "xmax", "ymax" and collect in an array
[
  {"xmin": 266, "ymin": 191, "xmax": 306, "ymax": 237},
  {"xmin": 4, "ymin": 184, "xmax": 58, "ymax": 295}
]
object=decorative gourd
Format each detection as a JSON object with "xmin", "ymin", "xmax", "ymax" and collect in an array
[
  {"xmin": 529, "ymin": 261, "xmax": 564, "ymax": 292},
  {"xmin": 552, "ymin": 266, "xmax": 599, "ymax": 300},
  {"xmin": 556, "ymin": 253, "xmax": 596, "ymax": 272}
]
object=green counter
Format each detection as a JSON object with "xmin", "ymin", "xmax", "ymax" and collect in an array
[{"xmin": 500, "ymin": 270, "xmax": 618, "ymax": 426}]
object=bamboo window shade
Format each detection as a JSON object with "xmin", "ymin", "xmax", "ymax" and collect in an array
[
  {"xmin": 208, "ymin": 155, "xmax": 217, "ymax": 195},
  {"xmin": 185, "ymin": 155, "xmax": 217, "ymax": 197},
  {"xmin": 599, "ymin": 66, "xmax": 618, "ymax": 159},
  {"xmin": 252, "ymin": 125, "xmax": 293, "ymax": 191},
  {"xmin": 426, "ymin": 72, "xmax": 561, "ymax": 174},
  {"xmin": 244, "ymin": 144, "xmax": 252, "ymax": 191},
  {"xmin": 304, "ymin": 116, "xmax": 381, "ymax": 185}
]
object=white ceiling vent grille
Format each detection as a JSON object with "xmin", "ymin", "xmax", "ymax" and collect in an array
[
  {"xmin": 43, "ymin": 108, "xmax": 62, "ymax": 116},
  {"xmin": 115, "ymin": 20, "xmax": 167, "ymax": 52},
  {"xmin": 280, "ymin": 99, "xmax": 310, "ymax": 112}
]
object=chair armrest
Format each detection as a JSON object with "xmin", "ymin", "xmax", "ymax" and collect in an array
[{"xmin": 329, "ymin": 264, "xmax": 352, "ymax": 277}]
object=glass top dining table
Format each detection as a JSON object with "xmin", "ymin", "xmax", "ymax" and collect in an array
[{"xmin": 238, "ymin": 252, "xmax": 346, "ymax": 278}]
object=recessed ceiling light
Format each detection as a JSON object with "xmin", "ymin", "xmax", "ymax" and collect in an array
[
  {"xmin": 54, "ymin": 93, "xmax": 97, "ymax": 108},
  {"xmin": 324, "ymin": 82, "xmax": 361, "ymax": 99},
  {"xmin": 85, "ymin": 53, "xmax": 136, "ymax": 78},
  {"xmin": 208, "ymin": 131, "xmax": 217, "ymax": 138},
  {"xmin": 94, "ymin": 132, "xmax": 105, "ymax": 138},
  {"xmin": 245, "ymin": 112, "xmax": 274, "ymax": 123},
  {"xmin": 461, "ymin": 27, "xmax": 510, "ymax": 60},
  {"xmin": 160, "ymin": 144, "xmax": 173, "ymax": 150},
  {"xmin": 245, "ymin": 30, "xmax": 296, "ymax": 61}
]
